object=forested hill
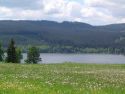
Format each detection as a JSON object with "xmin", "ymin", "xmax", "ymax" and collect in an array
[{"xmin": 0, "ymin": 20, "xmax": 125, "ymax": 51}]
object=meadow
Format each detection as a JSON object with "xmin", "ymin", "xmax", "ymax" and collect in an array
[{"xmin": 0, "ymin": 63, "xmax": 125, "ymax": 94}]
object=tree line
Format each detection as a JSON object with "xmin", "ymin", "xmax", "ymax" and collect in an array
[{"xmin": 0, "ymin": 39, "xmax": 41, "ymax": 64}]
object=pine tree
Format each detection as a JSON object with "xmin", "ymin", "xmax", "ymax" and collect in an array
[
  {"xmin": 16, "ymin": 48, "xmax": 22, "ymax": 63},
  {"xmin": 0, "ymin": 42, "xmax": 4, "ymax": 62},
  {"xmin": 25, "ymin": 46, "xmax": 41, "ymax": 64},
  {"xmin": 6, "ymin": 39, "xmax": 17, "ymax": 63}
]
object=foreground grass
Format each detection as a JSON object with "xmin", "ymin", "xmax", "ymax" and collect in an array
[{"xmin": 0, "ymin": 63, "xmax": 125, "ymax": 94}]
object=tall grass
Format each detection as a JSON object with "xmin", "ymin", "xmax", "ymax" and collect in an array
[{"xmin": 0, "ymin": 63, "xmax": 125, "ymax": 94}]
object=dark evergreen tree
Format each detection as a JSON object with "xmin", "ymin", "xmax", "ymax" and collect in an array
[
  {"xmin": 25, "ymin": 46, "xmax": 41, "ymax": 64},
  {"xmin": 0, "ymin": 43, "xmax": 4, "ymax": 62},
  {"xmin": 16, "ymin": 48, "xmax": 22, "ymax": 63},
  {"xmin": 6, "ymin": 39, "xmax": 17, "ymax": 63}
]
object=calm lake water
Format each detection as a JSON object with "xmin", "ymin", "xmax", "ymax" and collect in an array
[{"xmin": 22, "ymin": 53, "xmax": 125, "ymax": 64}]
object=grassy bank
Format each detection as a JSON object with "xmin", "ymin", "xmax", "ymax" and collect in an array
[{"xmin": 0, "ymin": 63, "xmax": 125, "ymax": 94}]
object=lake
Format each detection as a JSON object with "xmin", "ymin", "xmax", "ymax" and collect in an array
[{"xmin": 22, "ymin": 53, "xmax": 125, "ymax": 64}]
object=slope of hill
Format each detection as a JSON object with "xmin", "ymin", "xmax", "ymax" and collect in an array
[{"xmin": 0, "ymin": 20, "xmax": 125, "ymax": 53}]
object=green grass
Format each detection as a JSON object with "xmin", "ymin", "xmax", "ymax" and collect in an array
[{"xmin": 0, "ymin": 63, "xmax": 125, "ymax": 94}]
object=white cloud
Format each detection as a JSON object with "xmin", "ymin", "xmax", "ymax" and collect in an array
[
  {"xmin": 0, "ymin": 7, "xmax": 13, "ymax": 19},
  {"xmin": 80, "ymin": 0, "xmax": 125, "ymax": 25}
]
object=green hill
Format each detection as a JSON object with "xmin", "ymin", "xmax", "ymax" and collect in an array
[{"xmin": 0, "ymin": 20, "xmax": 125, "ymax": 53}]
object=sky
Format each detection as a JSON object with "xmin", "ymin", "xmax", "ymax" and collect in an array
[{"xmin": 0, "ymin": 0, "xmax": 124, "ymax": 25}]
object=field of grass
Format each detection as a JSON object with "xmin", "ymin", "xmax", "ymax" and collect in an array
[{"xmin": 0, "ymin": 63, "xmax": 125, "ymax": 94}]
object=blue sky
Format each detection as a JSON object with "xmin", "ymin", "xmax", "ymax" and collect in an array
[{"xmin": 0, "ymin": 0, "xmax": 124, "ymax": 25}]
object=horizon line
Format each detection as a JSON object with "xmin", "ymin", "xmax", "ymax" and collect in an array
[{"xmin": 0, "ymin": 19, "xmax": 124, "ymax": 26}]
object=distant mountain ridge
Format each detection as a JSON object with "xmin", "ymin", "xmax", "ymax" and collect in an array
[{"xmin": 0, "ymin": 20, "xmax": 125, "ymax": 48}]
